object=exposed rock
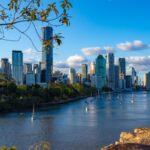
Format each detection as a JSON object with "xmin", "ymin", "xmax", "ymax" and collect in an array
[{"xmin": 101, "ymin": 128, "xmax": 150, "ymax": 150}]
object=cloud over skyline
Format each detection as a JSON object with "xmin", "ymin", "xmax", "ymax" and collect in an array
[
  {"xmin": 126, "ymin": 56, "xmax": 150, "ymax": 72},
  {"xmin": 54, "ymin": 55, "xmax": 88, "ymax": 70},
  {"xmin": 117, "ymin": 40, "xmax": 150, "ymax": 51},
  {"xmin": 23, "ymin": 48, "xmax": 40, "ymax": 64},
  {"xmin": 81, "ymin": 46, "xmax": 115, "ymax": 56},
  {"xmin": 21, "ymin": 41, "xmax": 150, "ymax": 75},
  {"xmin": 67, "ymin": 55, "xmax": 88, "ymax": 67},
  {"xmin": 54, "ymin": 61, "xmax": 69, "ymax": 69}
]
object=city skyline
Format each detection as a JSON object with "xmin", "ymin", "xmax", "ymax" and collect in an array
[{"xmin": 1, "ymin": 0, "xmax": 150, "ymax": 80}]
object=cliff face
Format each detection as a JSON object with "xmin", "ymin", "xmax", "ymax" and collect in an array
[{"xmin": 102, "ymin": 128, "xmax": 150, "ymax": 150}]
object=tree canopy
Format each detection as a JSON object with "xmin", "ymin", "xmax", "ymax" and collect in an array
[{"xmin": 0, "ymin": 0, "xmax": 72, "ymax": 49}]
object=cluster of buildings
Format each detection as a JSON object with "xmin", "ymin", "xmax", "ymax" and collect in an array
[
  {"xmin": 0, "ymin": 26, "xmax": 53, "ymax": 87},
  {"xmin": 0, "ymin": 26, "xmax": 149, "ymax": 91},
  {"xmin": 68, "ymin": 53, "xmax": 139, "ymax": 91}
]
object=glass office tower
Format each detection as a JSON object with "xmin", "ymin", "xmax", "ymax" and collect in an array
[
  {"xmin": 42, "ymin": 26, "xmax": 53, "ymax": 83},
  {"xmin": 12, "ymin": 50, "xmax": 23, "ymax": 85}
]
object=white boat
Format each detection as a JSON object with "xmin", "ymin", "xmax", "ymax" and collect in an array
[
  {"xmin": 131, "ymin": 93, "xmax": 134, "ymax": 104},
  {"xmin": 31, "ymin": 104, "xmax": 35, "ymax": 121},
  {"xmin": 85, "ymin": 107, "xmax": 90, "ymax": 112}
]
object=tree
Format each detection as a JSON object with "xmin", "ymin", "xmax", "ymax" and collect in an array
[{"xmin": 0, "ymin": 0, "xmax": 72, "ymax": 50}]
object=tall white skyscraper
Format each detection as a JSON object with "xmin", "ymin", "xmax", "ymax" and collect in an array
[
  {"xmin": 12, "ymin": 50, "xmax": 23, "ymax": 85},
  {"xmin": 106, "ymin": 53, "xmax": 115, "ymax": 90}
]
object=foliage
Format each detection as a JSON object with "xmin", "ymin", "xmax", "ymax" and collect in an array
[
  {"xmin": 0, "ymin": 146, "xmax": 16, "ymax": 150},
  {"xmin": 0, "ymin": 0, "xmax": 72, "ymax": 49},
  {"xmin": 0, "ymin": 76, "xmax": 97, "ymax": 112}
]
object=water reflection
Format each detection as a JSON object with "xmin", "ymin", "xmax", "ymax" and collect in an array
[{"xmin": 0, "ymin": 92, "xmax": 150, "ymax": 150}]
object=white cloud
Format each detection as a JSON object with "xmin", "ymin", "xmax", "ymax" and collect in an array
[
  {"xmin": 23, "ymin": 48, "xmax": 40, "ymax": 64},
  {"xmin": 67, "ymin": 55, "xmax": 88, "ymax": 67},
  {"xmin": 117, "ymin": 40, "xmax": 150, "ymax": 51},
  {"xmin": 126, "ymin": 56, "xmax": 150, "ymax": 72},
  {"xmin": 81, "ymin": 47, "xmax": 115, "ymax": 56},
  {"xmin": 104, "ymin": 46, "xmax": 115, "ymax": 53},
  {"xmin": 54, "ymin": 61, "xmax": 69, "ymax": 68},
  {"xmin": 54, "ymin": 55, "xmax": 88, "ymax": 71},
  {"xmin": 24, "ymin": 58, "xmax": 39, "ymax": 64},
  {"xmin": 81, "ymin": 47, "xmax": 102, "ymax": 56}
]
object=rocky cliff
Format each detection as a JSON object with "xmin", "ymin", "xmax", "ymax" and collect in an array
[{"xmin": 102, "ymin": 128, "xmax": 150, "ymax": 150}]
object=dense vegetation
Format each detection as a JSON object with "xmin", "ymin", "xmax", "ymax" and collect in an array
[
  {"xmin": 0, "ymin": 75, "xmax": 97, "ymax": 113},
  {"xmin": 0, "ymin": 146, "xmax": 16, "ymax": 150}
]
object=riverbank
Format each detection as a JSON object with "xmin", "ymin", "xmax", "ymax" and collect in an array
[
  {"xmin": 37, "ymin": 96, "xmax": 88, "ymax": 107},
  {"xmin": 0, "ymin": 81, "xmax": 97, "ymax": 113}
]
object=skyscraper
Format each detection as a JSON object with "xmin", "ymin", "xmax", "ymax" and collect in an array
[
  {"xmin": 126, "ymin": 66, "xmax": 137, "ymax": 86},
  {"xmin": 119, "ymin": 58, "xmax": 126, "ymax": 79},
  {"xmin": 12, "ymin": 50, "xmax": 23, "ymax": 85},
  {"xmin": 42, "ymin": 26, "xmax": 53, "ymax": 83},
  {"xmin": 81, "ymin": 64, "xmax": 88, "ymax": 83},
  {"xmin": 95, "ymin": 55, "xmax": 106, "ymax": 89},
  {"xmin": 118, "ymin": 58, "xmax": 126, "ymax": 89},
  {"xmin": 106, "ymin": 53, "xmax": 115, "ymax": 90},
  {"xmin": 24, "ymin": 63, "xmax": 32, "ymax": 74},
  {"xmin": 114, "ymin": 65, "xmax": 119, "ymax": 89},
  {"xmin": 33, "ymin": 64, "xmax": 39, "ymax": 83},
  {"xmin": 90, "ymin": 62, "xmax": 96, "ymax": 76},
  {"xmin": 1, "ymin": 58, "xmax": 11, "ymax": 77},
  {"xmin": 68, "ymin": 68, "xmax": 76, "ymax": 84},
  {"xmin": 144, "ymin": 72, "xmax": 150, "ymax": 90}
]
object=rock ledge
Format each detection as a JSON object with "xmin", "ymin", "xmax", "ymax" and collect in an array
[{"xmin": 102, "ymin": 128, "xmax": 150, "ymax": 150}]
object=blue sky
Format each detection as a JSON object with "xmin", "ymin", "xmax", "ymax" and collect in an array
[{"xmin": 1, "ymin": 0, "xmax": 150, "ymax": 79}]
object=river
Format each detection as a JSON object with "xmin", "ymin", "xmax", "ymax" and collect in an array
[{"xmin": 0, "ymin": 92, "xmax": 150, "ymax": 150}]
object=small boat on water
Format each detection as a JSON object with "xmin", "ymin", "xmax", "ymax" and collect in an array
[
  {"xmin": 31, "ymin": 104, "xmax": 35, "ymax": 121},
  {"xmin": 131, "ymin": 93, "xmax": 135, "ymax": 104},
  {"xmin": 85, "ymin": 107, "xmax": 90, "ymax": 112}
]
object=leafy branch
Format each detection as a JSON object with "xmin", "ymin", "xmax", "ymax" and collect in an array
[{"xmin": 0, "ymin": 0, "xmax": 72, "ymax": 49}]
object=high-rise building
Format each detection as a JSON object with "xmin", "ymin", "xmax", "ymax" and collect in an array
[
  {"xmin": 39, "ymin": 61, "xmax": 46, "ymax": 83},
  {"xmin": 12, "ymin": 50, "xmax": 23, "ymax": 85},
  {"xmin": 114, "ymin": 65, "xmax": 119, "ymax": 89},
  {"xmin": 126, "ymin": 75, "xmax": 132, "ymax": 89},
  {"xmin": 33, "ymin": 64, "xmax": 39, "ymax": 83},
  {"xmin": 118, "ymin": 58, "xmax": 126, "ymax": 89},
  {"xmin": 24, "ymin": 63, "xmax": 32, "ymax": 74},
  {"xmin": 26, "ymin": 72, "xmax": 35, "ymax": 85},
  {"xmin": 126, "ymin": 66, "xmax": 137, "ymax": 85},
  {"xmin": 90, "ymin": 62, "xmax": 96, "ymax": 76},
  {"xmin": 81, "ymin": 64, "xmax": 88, "ymax": 83},
  {"xmin": 1, "ymin": 58, "xmax": 11, "ymax": 77},
  {"xmin": 95, "ymin": 55, "xmax": 106, "ymax": 89},
  {"xmin": 42, "ymin": 26, "xmax": 53, "ymax": 83},
  {"xmin": 106, "ymin": 53, "xmax": 115, "ymax": 90},
  {"xmin": 119, "ymin": 58, "xmax": 126, "ymax": 79},
  {"xmin": 144, "ymin": 72, "xmax": 150, "ymax": 90},
  {"xmin": 68, "ymin": 68, "xmax": 76, "ymax": 84}
]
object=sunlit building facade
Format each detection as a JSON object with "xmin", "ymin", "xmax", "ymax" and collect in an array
[{"xmin": 68, "ymin": 68, "xmax": 76, "ymax": 84}]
